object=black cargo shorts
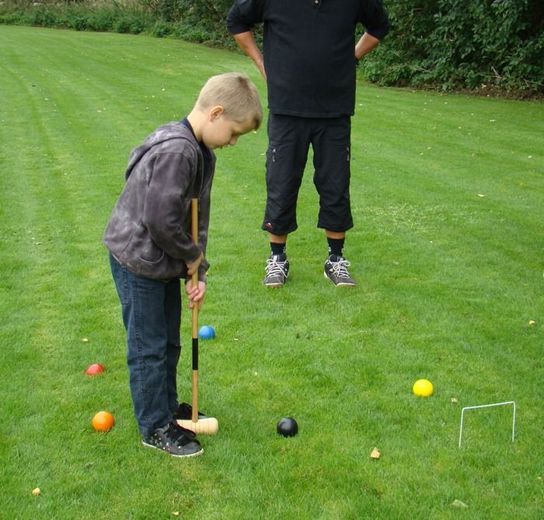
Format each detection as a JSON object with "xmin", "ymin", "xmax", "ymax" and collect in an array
[{"xmin": 262, "ymin": 113, "xmax": 353, "ymax": 235}]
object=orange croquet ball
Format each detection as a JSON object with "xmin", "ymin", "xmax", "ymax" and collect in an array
[{"xmin": 91, "ymin": 411, "xmax": 115, "ymax": 432}]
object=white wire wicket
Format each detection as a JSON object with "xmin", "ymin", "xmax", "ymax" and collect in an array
[{"xmin": 458, "ymin": 401, "xmax": 516, "ymax": 448}]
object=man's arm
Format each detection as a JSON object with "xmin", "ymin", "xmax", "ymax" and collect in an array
[
  {"xmin": 355, "ymin": 32, "xmax": 381, "ymax": 61},
  {"xmin": 227, "ymin": 1, "xmax": 266, "ymax": 78},
  {"xmin": 233, "ymin": 31, "xmax": 266, "ymax": 80},
  {"xmin": 356, "ymin": 0, "xmax": 389, "ymax": 61}
]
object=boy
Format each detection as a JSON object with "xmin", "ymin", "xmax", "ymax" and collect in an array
[{"xmin": 103, "ymin": 72, "xmax": 262, "ymax": 457}]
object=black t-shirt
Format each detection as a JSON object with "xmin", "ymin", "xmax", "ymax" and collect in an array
[{"xmin": 227, "ymin": 0, "xmax": 389, "ymax": 118}]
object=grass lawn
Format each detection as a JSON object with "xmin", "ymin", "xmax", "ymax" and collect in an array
[{"xmin": 1, "ymin": 25, "xmax": 543, "ymax": 519}]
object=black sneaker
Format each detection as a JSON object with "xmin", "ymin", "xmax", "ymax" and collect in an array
[
  {"xmin": 324, "ymin": 255, "xmax": 356, "ymax": 286},
  {"xmin": 174, "ymin": 402, "xmax": 209, "ymax": 421},
  {"xmin": 142, "ymin": 422, "xmax": 203, "ymax": 458},
  {"xmin": 264, "ymin": 254, "xmax": 289, "ymax": 287}
]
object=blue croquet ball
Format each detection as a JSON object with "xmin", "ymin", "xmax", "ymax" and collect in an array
[
  {"xmin": 198, "ymin": 325, "xmax": 215, "ymax": 340},
  {"xmin": 276, "ymin": 417, "xmax": 298, "ymax": 437}
]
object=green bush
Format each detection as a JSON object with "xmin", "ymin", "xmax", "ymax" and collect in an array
[
  {"xmin": 112, "ymin": 12, "xmax": 147, "ymax": 34},
  {"xmin": 1, "ymin": 0, "xmax": 542, "ymax": 96},
  {"xmin": 85, "ymin": 10, "xmax": 116, "ymax": 32},
  {"xmin": 0, "ymin": 4, "xmax": 152, "ymax": 35},
  {"xmin": 362, "ymin": 0, "xmax": 544, "ymax": 95},
  {"xmin": 31, "ymin": 6, "xmax": 59, "ymax": 27},
  {"xmin": 151, "ymin": 20, "xmax": 173, "ymax": 37},
  {"xmin": 0, "ymin": 9, "xmax": 28, "ymax": 25}
]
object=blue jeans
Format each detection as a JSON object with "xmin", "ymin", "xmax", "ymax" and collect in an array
[{"xmin": 109, "ymin": 254, "xmax": 182, "ymax": 437}]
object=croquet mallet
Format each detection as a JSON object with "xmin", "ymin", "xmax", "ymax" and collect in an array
[{"xmin": 177, "ymin": 198, "xmax": 219, "ymax": 435}]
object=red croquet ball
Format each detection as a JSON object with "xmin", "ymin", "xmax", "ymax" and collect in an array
[{"xmin": 85, "ymin": 363, "xmax": 105, "ymax": 376}]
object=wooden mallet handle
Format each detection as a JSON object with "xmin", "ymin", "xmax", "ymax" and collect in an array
[
  {"xmin": 185, "ymin": 198, "xmax": 219, "ymax": 435},
  {"xmin": 191, "ymin": 198, "xmax": 199, "ymax": 424}
]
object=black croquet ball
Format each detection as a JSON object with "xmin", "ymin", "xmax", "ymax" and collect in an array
[{"xmin": 276, "ymin": 417, "xmax": 298, "ymax": 437}]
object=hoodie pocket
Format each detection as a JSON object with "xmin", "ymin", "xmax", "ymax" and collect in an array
[{"xmin": 137, "ymin": 239, "xmax": 165, "ymax": 265}]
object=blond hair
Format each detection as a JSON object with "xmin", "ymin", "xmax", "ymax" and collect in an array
[{"xmin": 195, "ymin": 72, "xmax": 263, "ymax": 130}]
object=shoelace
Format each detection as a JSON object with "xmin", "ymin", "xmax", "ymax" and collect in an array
[
  {"xmin": 328, "ymin": 258, "xmax": 352, "ymax": 279},
  {"xmin": 266, "ymin": 257, "xmax": 288, "ymax": 277}
]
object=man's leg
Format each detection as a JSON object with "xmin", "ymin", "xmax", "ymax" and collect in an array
[
  {"xmin": 262, "ymin": 114, "xmax": 310, "ymax": 286},
  {"xmin": 325, "ymin": 230, "xmax": 346, "ymax": 255},
  {"xmin": 263, "ymin": 232, "xmax": 290, "ymax": 287},
  {"xmin": 312, "ymin": 118, "xmax": 356, "ymax": 286}
]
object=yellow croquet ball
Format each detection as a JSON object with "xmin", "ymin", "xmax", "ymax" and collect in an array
[{"xmin": 412, "ymin": 379, "xmax": 434, "ymax": 397}]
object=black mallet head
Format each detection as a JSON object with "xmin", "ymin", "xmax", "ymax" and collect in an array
[{"xmin": 276, "ymin": 417, "xmax": 298, "ymax": 437}]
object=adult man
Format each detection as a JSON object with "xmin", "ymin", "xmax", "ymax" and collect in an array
[{"xmin": 227, "ymin": 0, "xmax": 389, "ymax": 287}]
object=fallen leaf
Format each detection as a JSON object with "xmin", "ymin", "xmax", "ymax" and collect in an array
[
  {"xmin": 451, "ymin": 397, "xmax": 459, "ymax": 404},
  {"xmin": 529, "ymin": 320, "xmax": 536, "ymax": 326},
  {"xmin": 451, "ymin": 499, "xmax": 468, "ymax": 508},
  {"xmin": 32, "ymin": 488, "xmax": 41, "ymax": 496},
  {"xmin": 370, "ymin": 447, "xmax": 381, "ymax": 459}
]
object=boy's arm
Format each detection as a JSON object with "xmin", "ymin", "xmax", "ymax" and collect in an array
[
  {"xmin": 194, "ymin": 156, "xmax": 214, "ymax": 281},
  {"xmin": 142, "ymin": 151, "xmax": 205, "ymax": 270}
]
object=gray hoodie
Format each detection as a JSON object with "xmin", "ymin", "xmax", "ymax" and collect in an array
[{"xmin": 103, "ymin": 121, "xmax": 215, "ymax": 281}]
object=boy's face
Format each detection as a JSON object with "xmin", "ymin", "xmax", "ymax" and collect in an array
[{"xmin": 202, "ymin": 107, "xmax": 255, "ymax": 149}]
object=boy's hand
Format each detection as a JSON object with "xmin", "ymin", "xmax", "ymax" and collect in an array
[
  {"xmin": 186, "ymin": 279, "xmax": 206, "ymax": 308},
  {"xmin": 186, "ymin": 252, "xmax": 203, "ymax": 276}
]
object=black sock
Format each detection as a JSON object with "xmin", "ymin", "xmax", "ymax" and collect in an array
[
  {"xmin": 327, "ymin": 238, "xmax": 344, "ymax": 259},
  {"xmin": 271, "ymin": 242, "xmax": 286, "ymax": 257}
]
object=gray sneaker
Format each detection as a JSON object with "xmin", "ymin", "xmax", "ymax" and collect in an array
[
  {"xmin": 142, "ymin": 422, "xmax": 203, "ymax": 458},
  {"xmin": 324, "ymin": 255, "xmax": 356, "ymax": 286},
  {"xmin": 264, "ymin": 254, "xmax": 289, "ymax": 287}
]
